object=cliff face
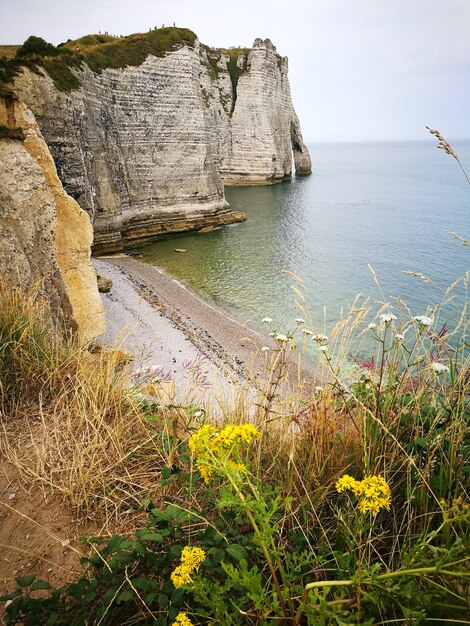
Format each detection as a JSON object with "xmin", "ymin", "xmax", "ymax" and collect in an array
[
  {"xmin": 0, "ymin": 95, "xmax": 105, "ymax": 342},
  {"xmin": 10, "ymin": 31, "xmax": 311, "ymax": 252},
  {"xmin": 218, "ymin": 39, "xmax": 311, "ymax": 184}
]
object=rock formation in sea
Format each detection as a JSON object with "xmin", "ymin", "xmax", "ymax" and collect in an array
[
  {"xmin": 217, "ymin": 38, "xmax": 311, "ymax": 184},
  {"xmin": 5, "ymin": 29, "xmax": 311, "ymax": 253},
  {"xmin": 0, "ymin": 94, "xmax": 105, "ymax": 342}
]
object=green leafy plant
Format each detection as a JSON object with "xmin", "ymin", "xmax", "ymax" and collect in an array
[{"xmin": 15, "ymin": 36, "xmax": 59, "ymax": 59}]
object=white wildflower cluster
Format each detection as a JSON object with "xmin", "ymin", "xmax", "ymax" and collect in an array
[
  {"xmin": 368, "ymin": 323, "xmax": 377, "ymax": 330},
  {"xmin": 395, "ymin": 334, "xmax": 404, "ymax": 341},
  {"xmin": 312, "ymin": 334, "xmax": 328, "ymax": 344},
  {"xmin": 275, "ymin": 334, "xmax": 288, "ymax": 342},
  {"xmin": 379, "ymin": 313, "xmax": 397, "ymax": 325},
  {"xmin": 431, "ymin": 362, "xmax": 450, "ymax": 374},
  {"xmin": 414, "ymin": 315, "xmax": 433, "ymax": 327},
  {"xmin": 295, "ymin": 318, "xmax": 305, "ymax": 325},
  {"xmin": 262, "ymin": 317, "xmax": 273, "ymax": 324}
]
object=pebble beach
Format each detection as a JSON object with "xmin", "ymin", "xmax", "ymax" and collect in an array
[{"xmin": 93, "ymin": 256, "xmax": 317, "ymax": 409}]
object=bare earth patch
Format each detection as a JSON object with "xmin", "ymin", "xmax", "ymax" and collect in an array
[{"xmin": 0, "ymin": 460, "xmax": 85, "ymax": 598}]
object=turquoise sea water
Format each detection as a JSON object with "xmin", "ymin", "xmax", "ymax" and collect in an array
[{"xmin": 136, "ymin": 141, "xmax": 469, "ymax": 354}]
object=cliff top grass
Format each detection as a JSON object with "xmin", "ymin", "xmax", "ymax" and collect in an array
[
  {"xmin": 0, "ymin": 30, "xmax": 253, "ymax": 97},
  {"xmin": 0, "ymin": 45, "xmax": 19, "ymax": 59},
  {"xmin": 64, "ymin": 27, "xmax": 197, "ymax": 73},
  {"xmin": 64, "ymin": 34, "xmax": 117, "ymax": 47},
  {"xmin": 0, "ymin": 28, "xmax": 197, "ymax": 93}
]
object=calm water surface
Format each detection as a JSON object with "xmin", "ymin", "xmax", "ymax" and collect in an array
[{"xmin": 136, "ymin": 141, "xmax": 469, "ymax": 355}]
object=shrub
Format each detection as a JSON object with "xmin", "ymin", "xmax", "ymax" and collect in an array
[{"xmin": 16, "ymin": 36, "xmax": 59, "ymax": 58}]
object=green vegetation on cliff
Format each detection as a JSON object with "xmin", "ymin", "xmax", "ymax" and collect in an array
[
  {"xmin": 0, "ymin": 30, "xmax": 253, "ymax": 106},
  {"xmin": 0, "ymin": 28, "xmax": 197, "ymax": 93},
  {"xmin": 62, "ymin": 33, "xmax": 117, "ymax": 47},
  {"xmin": 16, "ymin": 35, "xmax": 59, "ymax": 58},
  {"xmin": 0, "ymin": 36, "xmax": 81, "ymax": 93},
  {"xmin": 66, "ymin": 28, "xmax": 196, "ymax": 73},
  {"xmin": 203, "ymin": 46, "xmax": 250, "ymax": 114}
]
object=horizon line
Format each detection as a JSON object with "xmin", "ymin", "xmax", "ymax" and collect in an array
[{"xmin": 305, "ymin": 137, "xmax": 470, "ymax": 145}]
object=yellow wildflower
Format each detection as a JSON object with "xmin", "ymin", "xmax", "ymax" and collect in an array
[
  {"xmin": 335, "ymin": 474, "xmax": 357, "ymax": 492},
  {"xmin": 198, "ymin": 465, "xmax": 212, "ymax": 481},
  {"xmin": 181, "ymin": 546, "xmax": 206, "ymax": 569},
  {"xmin": 170, "ymin": 564, "xmax": 192, "ymax": 588},
  {"xmin": 188, "ymin": 424, "xmax": 217, "ymax": 453},
  {"xmin": 189, "ymin": 423, "xmax": 260, "ymax": 483},
  {"xmin": 228, "ymin": 461, "xmax": 247, "ymax": 474},
  {"xmin": 335, "ymin": 473, "xmax": 391, "ymax": 515},
  {"xmin": 171, "ymin": 612, "xmax": 194, "ymax": 626},
  {"xmin": 171, "ymin": 546, "xmax": 206, "ymax": 588},
  {"xmin": 351, "ymin": 481, "xmax": 364, "ymax": 496}
]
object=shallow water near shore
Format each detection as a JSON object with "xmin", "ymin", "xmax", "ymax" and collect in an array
[{"xmin": 136, "ymin": 140, "xmax": 469, "ymax": 358}]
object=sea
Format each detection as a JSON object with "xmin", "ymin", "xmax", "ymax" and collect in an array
[{"xmin": 135, "ymin": 140, "xmax": 470, "ymax": 358}]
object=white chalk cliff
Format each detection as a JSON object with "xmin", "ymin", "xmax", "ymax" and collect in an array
[{"xmin": 10, "ymin": 30, "xmax": 311, "ymax": 253}]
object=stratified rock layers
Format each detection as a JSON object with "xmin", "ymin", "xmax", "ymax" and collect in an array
[
  {"xmin": 220, "ymin": 39, "xmax": 311, "ymax": 184},
  {"xmin": 12, "ymin": 36, "xmax": 311, "ymax": 252},
  {"xmin": 0, "ymin": 96, "xmax": 105, "ymax": 342}
]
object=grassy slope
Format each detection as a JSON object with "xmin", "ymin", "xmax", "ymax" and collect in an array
[
  {"xmin": 69, "ymin": 28, "xmax": 197, "ymax": 73},
  {"xmin": 0, "ymin": 28, "xmax": 198, "ymax": 93},
  {"xmin": 0, "ymin": 30, "xmax": 254, "ymax": 113},
  {"xmin": 0, "ymin": 270, "xmax": 468, "ymax": 624}
]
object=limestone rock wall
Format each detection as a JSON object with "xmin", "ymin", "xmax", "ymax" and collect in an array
[
  {"xmin": 219, "ymin": 39, "xmax": 311, "ymax": 184},
  {"xmin": 11, "ymin": 34, "xmax": 310, "ymax": 252},
  {"xmin": 0, "ymin": 96, "xmax": 105, "ymax": 343}
]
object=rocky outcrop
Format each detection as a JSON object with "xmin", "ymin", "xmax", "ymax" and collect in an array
[
  {"xmin": 9, "ymin": 30, "xmax": 311, "ymax": 253},
  {"xmin": 0, "ymin": 95, "xmax": 105, "ymax": 342},
  {"xmin": 217, "ymin": 39, "xmax": 311, "ymax": 184}
]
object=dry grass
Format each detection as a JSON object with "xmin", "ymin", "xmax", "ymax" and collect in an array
[
  {"xmin": 0, "ymin": 279, "xmax": 194, "ymax": 531},
  {"xmin": 0, "ymin": 45, "xmax": 19, "ymax": 59},
  {"xmin": 0, "ymin": 274, "xmax": 351, "ymax": 537}
]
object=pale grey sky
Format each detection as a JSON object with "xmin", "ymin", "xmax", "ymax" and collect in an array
[{"xmin": 1, "ymin": 0, "xmax": 469, "ymax": 142}]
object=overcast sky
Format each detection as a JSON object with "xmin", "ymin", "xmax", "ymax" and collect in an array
[{"xmin": 1, "ymin": 0, "xmax": 469, "ymax": 142}]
